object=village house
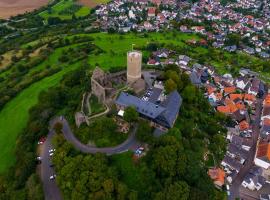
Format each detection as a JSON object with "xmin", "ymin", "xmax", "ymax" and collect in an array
[
  {"xmin": 254, "ymin": 142, "xmax": 270, "ymax": 170},
  {"xmin": 115, "ymin": 90, "xmax": 182, "ymax": 131},
  {"xmin": 208, "ymin": 167, "xmax": 226, "ymax": 188}
]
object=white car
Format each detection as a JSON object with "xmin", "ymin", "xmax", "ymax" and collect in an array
[
  {"xmin": 49, "ymin": 149, "xmax": 56, "ymax": 153},
  {"xmin": 49, "ymin": 152, "xmax": 54, "ymax": 157},
  {"xmin": 50, "ymin": 175, "xmax": 56, "ymax": 180},
  {"xmin": 37, "ymin": 156, "xmax": 42, "ymax": 161}
]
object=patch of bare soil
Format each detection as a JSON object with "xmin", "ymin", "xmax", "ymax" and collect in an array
[{"xmin": 0, "ymin": 0, "xmax": 49, "ymax": 19}]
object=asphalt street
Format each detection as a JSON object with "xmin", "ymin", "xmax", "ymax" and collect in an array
[
  {"xmin": 229, "ymin": 98, "xmax": 263, "ymax": 200},
  {"xmin": 40, "ymin": 129, "xmax": 63, "ymax": 200},
  {"xmin": 40, "ymin": 116, "xmax": 140, "ymax": 200}
]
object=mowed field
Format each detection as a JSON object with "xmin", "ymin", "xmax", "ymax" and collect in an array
[
  {"xmin": 0, "ymin": 0, "xmax": 49, "ymax": 19},
  {"xmin": 39, "ymin": 0, "xmax": 91, "ymax": 20}
]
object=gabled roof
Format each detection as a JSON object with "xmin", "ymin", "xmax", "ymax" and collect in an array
[
  {"xmin": 116, "ymin": 92, "xmax": 165, "ymax": 119},
  {"xmin": 160, "ymin": 91, "xmax": 182, "ymax": 127},
  {"xmin": 256, "ymin": 142, "xmax": 270, "ymax": 162},
  {"xmin": 116, "ymin": 90, "xmax": 182, "ymax": 128}
]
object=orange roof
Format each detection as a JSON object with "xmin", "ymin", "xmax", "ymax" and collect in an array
[
  {"xmin": 224, "ymin": 87, "xmax": 236, "ymax": 94},
  {"xmin": 236, "ymin": 102, "xmax": 245, "ymax": 110},
  {"xmin": 225, "ymin": 98, "xmax": 234, "ymax": 105},
  {"xmin": 239, "ymin": 120, "xmax": 249, "ymax": 131},
  {"xmin": 217, "ymin": 106, "xmax": 231, "ymax": 113},
  {"xmin": 230, "ymin": 94, "xmax": 243, "ymax": 101},
  {"xmin": 263, "ymin": 118, "xmax": 270, "ymax": 126},
  {"xmin": 208, "ymin": 168, "xmax": 225, "ymax": 186},
  {"xmin": 244, "ymin": 94, "xmax": 256, "ymax": 102},
  {"xmin": 264, "ymin": 94, "xmax": 270, "ymax": 106},
  {"xmin": 256, "ymin": 142, "xmax": 270, "ymax": 160},
  {"xmin": 216, "ymin": 92, "xmax": 223, "ymax": 100},
  {"xmin": 207, "ymin": 86, "xmax": 216, "ymax": 95},
  {"xmin": 228, "ymin": 104, "xmax": 238, "ymax": 113}
]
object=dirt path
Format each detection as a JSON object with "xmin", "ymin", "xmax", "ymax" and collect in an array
[{"xmin": 0, "ymin": 0, "xmax": 49, "ymax": 19}]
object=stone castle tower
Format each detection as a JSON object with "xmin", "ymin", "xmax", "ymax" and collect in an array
[{"xmin": 127, "ymin": 51, "xmax": 142, "ymax": 83}]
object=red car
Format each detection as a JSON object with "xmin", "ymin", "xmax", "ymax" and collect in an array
[{"xmin": 38, "ymin": 137, "xmax": 46, "ymax": 145}]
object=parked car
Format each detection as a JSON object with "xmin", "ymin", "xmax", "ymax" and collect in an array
[
  {"xmin": 49, "ymin": 152, "xmax": 54, "ymax": 157},
  {"xmin": 49, "ymin": 149, "xmax": 56, "ymax": 153},
  {"xmin": 37, "ymin": 156, "xmax": 42, "ymax": 161},
  {"xmin": 38, "ymin": 137, "xmax": 46, "ymax": 145},
  {"xmin": 50, "ymin": 174, "xmax": 56, "ymax": 180}
]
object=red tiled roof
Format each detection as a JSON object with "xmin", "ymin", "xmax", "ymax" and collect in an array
[
  {"xmin": 230, "ymin": 94, "xmax": 243, "ymax": 101},
  {"xmin": 224, "ymin": 87, "xmax": 236, "ymax": 94},
  {"xmin": 208, "ymin": 168, "xmax": 225, "ymax": 186},
  {"xmin": 239, "ymin": 120, "xmax": 249, "ymax": 131},
  {"xmin": 256, "ymin": 142, "xmax": 270, "ymax": 160}
]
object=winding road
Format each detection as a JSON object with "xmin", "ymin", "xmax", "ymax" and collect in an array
[
  {"xmin": 61, "ymin": 117, "xmax": 139, "ymax": 155},
  {"xmin": 40, "ymin": 116, "xmax": 140, "ymax": 200}
]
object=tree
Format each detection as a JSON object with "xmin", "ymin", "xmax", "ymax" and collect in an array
[
  {"xmin": 226, "ymin": 33, "xmax": 241, "ymax": 47},
  {"xmin": 123, "ymin": 106, "xmax": 139, "ymax": 122},
  {"xmin": 26, "ymin": 174, "xmax": 44, "ymax": 200},
  {"xmin": 136, "ymin": 120, "xmax": 153, "ymax": 143},
  {"xmin": 165, "ymin": 79, "xmax": 177, "ymax": 93},
  {"xmin": 155, "ymin": 181, "xmax": 190, "ymax": 200},
  {"xmin": 54, "ymin": 122, "xmax": 63, "ymax": 134}
]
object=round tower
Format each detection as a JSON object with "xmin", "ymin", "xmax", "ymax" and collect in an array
[{"xmin": 127, "ymin": 51, "xmax": 142, "ymax": 83}]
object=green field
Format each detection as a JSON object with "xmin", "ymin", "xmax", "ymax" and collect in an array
[
  {"xmin": 0, "ymin": 62, "xmax": 81, "ymax": 173},
  {"xmin": 39, "ymin": 0, "xmax": 90, "ymax": 20},
  {"xmin": 0, "ymin": 31, "xmax": 268, "ymax": 173}
]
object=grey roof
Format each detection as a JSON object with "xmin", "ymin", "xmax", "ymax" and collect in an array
[
  {"xmin": 116, "ymin": 90, "xmax": 182, "ymax": 128},
  {"xmin": 228, "ymin": 143, "xmax": 249, "ymax": 160},
  {"xmin": 148, "ymin": 87, "xmax": 163, "ymax": 103},
  {"xmin": 179, "ymin": 55, "xmax": 191, "ymax": 62},
  {"xmin": 249, "ymin": 166, "xmax": 263, "ymax": 176},
  {"xmin": 222, "ymin": 155, "xmax": 242, "ymax": 172},
  {"xmin": 189, "ymin": 71, "xmax": 202, "ymax": 86},
  {"xmin": 160, "ymin": 91, "xmax": 182, "ymax": 127},
  {"xmin": 116, "ymin": 92, "xmax": 165, "ymax": 119},
  {"xmin": 260, "ymin": 194, "xmax": 270, "ymax": 200}
]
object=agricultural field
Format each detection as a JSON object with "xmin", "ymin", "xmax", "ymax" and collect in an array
[
  {"xmin": 0, "ymin": 31, "xmax": 269, "ymax": 173},
  {"xmin": 0, "ymin": 0, "xmax": 49, "ymax": 19},
  {"xmin": 39, "ymin": 0, "xmax": 91, "ymax": 20}
]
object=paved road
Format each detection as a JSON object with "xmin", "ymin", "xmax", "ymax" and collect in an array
[
  {"xmin": 40, "ymin": 128, "xmax": 63, "ymax": 200},
  {"xmin": 229, "ymin": 98, "xmax": 263, "ymax": 200},
  {"xmin": 40, "ymin": 117, "xmax": 140, "ymax": 200},
  {"xmin": 60, "ymin": 117, "xmax": 140, "ymax": 155}
]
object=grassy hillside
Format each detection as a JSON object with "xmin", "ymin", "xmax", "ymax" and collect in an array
[
  {"xmin": 39, "ymin": 0, "xmax": 91, "ymax": 20},
  {"xmin": 0, "ymin": 61, "xmax": 82, "ymax": 172}
]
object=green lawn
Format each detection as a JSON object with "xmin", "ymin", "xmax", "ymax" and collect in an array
[
  {"xmin": 89, "ymin": 95, "xmax": 105, "ymax": 116},
  {"xmin": 86, "ymin": 32, "xmax": 199, "ymax": 69},
  {"xmin": 39, "ymin": 0, "xmax": 90, "ymax": 20},
  {"xmin": 0, "ymin": 62, "xmax": 82, "ymax": 173}
]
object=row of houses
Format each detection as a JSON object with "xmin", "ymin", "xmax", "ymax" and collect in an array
[{"xmin": 94, "ymin": 0, "xmax": 270, "ymax": 59}]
